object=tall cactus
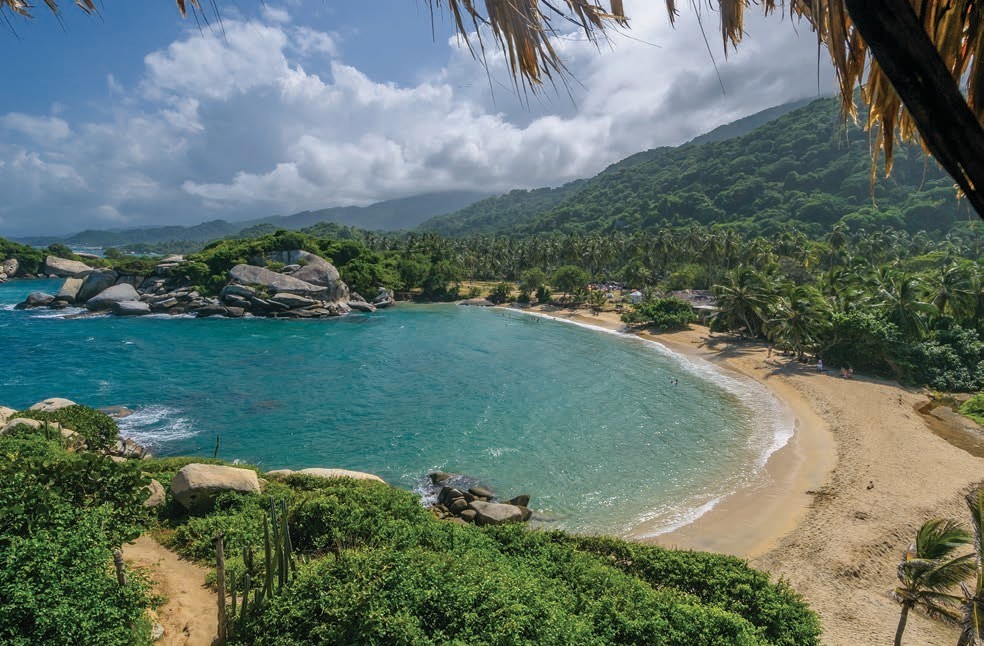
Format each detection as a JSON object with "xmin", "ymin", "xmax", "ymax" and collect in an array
[{"xmin": 223, "ymin": 497, "xmax": 296, "ymax": 639}]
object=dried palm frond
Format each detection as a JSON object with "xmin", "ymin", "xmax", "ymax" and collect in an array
[{"xmin": 0, "ymin": 0, "xmax": 198, "ymax": 17}]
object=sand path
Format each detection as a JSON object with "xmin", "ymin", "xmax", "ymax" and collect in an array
[
  {"xmin": 126, "ymin": 534, "xmax": 217, "ymax": 646},
  {"xmin": 516, "ymin": 305, "xmax": 984, "ymax": 645}
]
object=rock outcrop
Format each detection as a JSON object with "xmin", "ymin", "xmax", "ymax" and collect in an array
[
  {"xmin": 113, "ymin": 301, "xmax": 151, "ymax": 316},
  {"xmin": 77, "ymin": 269, "xmax": 119, "ymax": 303},
  {"xmin": 55, "ymin": 277, "xmax": 85, "ymax": 304},
  {"xmin": 0, "ymin": 406, "xmax": 15, "ymax": 425},
  {"xmin": 15, "ymin": 292, "xmax": 55, "ymax": 309},
  {"xmin": 428, "ymin": 480, "xmax": 534, "ymax": 526},
  {"xmin": 86, "ymin": 284, "xmax": 141, "ymax": 311},
  {"xmin": 0, "ymin": 258, "xmax": 19, "ymax": 282},
  {"xmin": 29, "ymin": 397, "xmax": 78, "ymax": 412},
  {"xmin": 44, "ymin": 255, "xmax": 93, "ymax": 278},
  {"xmin": 144, "ymin": 479, "xmax": 166, "ymax": 508},
  {"xmin": 29, "ymin": 248, "xmax": 378, "ymax": 320},
  {"xmin": 265, "ymin": 467, "xmax": 385, "ymax": 483},
  {"xmin": 170, "ymin": 463, "xmax": 261, "ymax": 514}
]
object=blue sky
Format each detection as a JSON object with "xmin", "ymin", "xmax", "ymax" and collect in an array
[{"xmin": 0, "ymin": 1, "xmax": 836, "ymax": 236}]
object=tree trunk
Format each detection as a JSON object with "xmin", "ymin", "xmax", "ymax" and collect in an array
[
  {"xmin": 894, "ymin": 603, "xmax": 910, "ymax": 646},
  {"xmin": 843, "ymin": 0, "xmax": 984, "ymax": 220}
]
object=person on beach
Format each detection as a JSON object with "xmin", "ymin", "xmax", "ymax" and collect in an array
[
  {"xmin": 817, "ymin": 358, "xmax": 823, "ymax": 372},
  {"xmin": 767, "ymin": 345, "xmax": 773, "ymax": 358}
]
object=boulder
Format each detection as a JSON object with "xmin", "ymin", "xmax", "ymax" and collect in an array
[
  {"xmin": 0, "ymin": 418, "xmax": 43, "ymax": 435},
  {"xmin": 295, "ymin": 467, "xmax": 385, "ymax": 483},
  {"xmin": 508, "ymin": 494, "xmax": 531, "ymax": 507},
  {"xmin": 264, "ymin": 469, "xmax": 296, "ymax": 479},
  {"xmin": 194, "ymin": 304, "xmax": 229, "ymax": 318},
  {"xmin": 372, "ymin": 288, "xmax": 395, "ymax": 308},
  {"xmin": 170, "ymin": 464, "xmax": 261, "ymax": 513},
  {"xmin": 0, "ymin": 406, "xmax": 16, "ymax": 425},
  {"xmin": 15, "ymin": 291, "xmax": 54, "ymax": 309},
  {"xmin": 44, "ymin": 255, "xmax": 93, "ymax": 278},
  {"xmin": 99, "ymin": 405, "xmax": 134, "ymax": 419},
  {"xmin": 113, "ymin": 301, "xmax": 151, "ymax": 316},
  {"xmin": 348, "ymin": 300, "xmax": 376, "ymax": 313},
  {"xmin": 77, "ymin": 269, "xmax": 119, "ymax": 303},
  {"xmin": 56, "ymin": 277, "xmax": 85, "ymax": 304},
  {"xmin": 458, "ymin": 298, "xmax": 495, "ymax": 307},
  {"xmin": 30, "ymin": 397, "xmax": 77, "ymax": 412},
  {"xmin": 468, "ymin": 485, "xmax": 494, "ymax": 499},
  {"xmin": 439, "ymin": 486, "xmax": 464, "ymax": 506},
  {"xmin": 448, "ymin": 498, "xmax": 469, "ymax": 514},
  {"xmin": 459, "ymin": 509, "xmax": 478, "ymax": 523},
  {"xmin": 2, "ymin": 258, "xmax": 18, "ymax": 277},
  {"xmin": 270, "ymin": 292, "xmax": 316, "ymax": 309},
  {"xmin": 290, "ymin": 252, "xmax": 349, "ymax": 301},
  {"xmin": 428, "ymin": 471, "xmax": 455, "ymax": 485},
  {"xmin": 282, "ymin": 264, "xmax": 301, "ymax": 273},
  {"xmin": 229, "ymin": 264, "xmax": 329, "ymax": 299},
  {"xmin": 86, "ymin": 284, "xmax": 140, "ymax": 311},
  {"xmin": 143, "ymin": 479, "xmax": 166, "ymax": 508},
  {"xmin": 220, "ymin": 284, "xmax": 257, "ymax": 300},
  {"xmin": 110, "ymin": 438, "xmax": 146, "ymax": 459},
  {"xmin": 467, "ymin": 500, "xmax": 525, "ymax": 526},
  {"xmin": 115, "ymin": 274, "xmax": 145, "ymax": 289},
  {"xmin": 225, "ymin": 307, "xmax": 245, "ymax": 318}
]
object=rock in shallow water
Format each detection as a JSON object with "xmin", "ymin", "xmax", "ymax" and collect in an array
[
  {"xmin": 113, "ymin": 301, "xmax": 151, "ymax": 316},
  {"xmin": 86, "ymin": 284, "xmax": 140, "ymax": 311}
]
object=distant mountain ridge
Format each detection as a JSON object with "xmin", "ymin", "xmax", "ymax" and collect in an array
[
  {"xmin": 15, "ymin": 191, "xmax": 491, "ymax": 247},
  {"xmin": 421, "ymin": 97, "xmax": 964, "ymax": 237}
]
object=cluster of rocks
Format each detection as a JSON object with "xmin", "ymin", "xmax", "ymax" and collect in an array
[
  {"xmin": 427, "ymin": 471, "xmax": 533, "ymax": 526},
  {"xmin": 0, "ymin": 258, "xmax": 19, "ymax": 283},
  {"xmin": 17, "ymin": 251, "xmax": 396, "ymax": 319}
]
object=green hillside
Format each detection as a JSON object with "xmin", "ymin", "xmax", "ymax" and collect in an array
[
  {"xmin": 15, "ymin": 191, "xmax": 489, "ymax": 248},
  {"xmin": 423, "ymin": 98, "xmax": 970, "ymax": 238}
]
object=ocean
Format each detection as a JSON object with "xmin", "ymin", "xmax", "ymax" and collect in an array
[{"xmin": 0, "ymin": 278, "xmax": 789, "ymax": 536}]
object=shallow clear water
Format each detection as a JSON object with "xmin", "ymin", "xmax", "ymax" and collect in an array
[{"xmin": 0, "ymin": 279, "xmax": 787, "ymax": 536}]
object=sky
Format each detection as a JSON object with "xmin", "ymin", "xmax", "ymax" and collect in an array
[{"xmin": 0, "ymin": 1, "xmax": 837, "ymax": 236}]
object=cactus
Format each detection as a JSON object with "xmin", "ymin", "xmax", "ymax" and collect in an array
[{"xmin": 225, "ymin": 497, "xmax": 296, "ymax": 639}]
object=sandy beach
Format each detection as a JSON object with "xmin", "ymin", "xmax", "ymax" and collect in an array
[{"xmin": 514, "ymin": 303, "xmax": 984, "ymax": 645}]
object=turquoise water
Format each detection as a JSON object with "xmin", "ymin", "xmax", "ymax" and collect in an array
[{"xmin": 0, "ymin": 279, "xmax": 787, "ymax": 536}]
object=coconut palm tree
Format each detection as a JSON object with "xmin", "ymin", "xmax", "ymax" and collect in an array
[
  {"xmin": 959, "ymin": 485, "xmax": 984, "ymax": 646},
  {"xmin": 893, "ymin": 518, "xmax": 975, "ymax": 646},
  {"xmin": 711, "ymin": 265, "xmax": 778, "ymax": 338},
  {"xmin": 768, "ymin": 283, "xmax": 831, "ymax": 359},
  {"xmin": 872, "ymin": 269, "xmax": 938, "ymax": 339}
]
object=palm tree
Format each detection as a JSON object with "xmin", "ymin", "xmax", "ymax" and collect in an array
[
  {"xmin": 768, "ymin": 283, "xmax": 830, "ymax": 360},
  {"xmin": 959, "ymin": 485, "xmax": 984, "ymax": 646},
  {"xmin": 711, "ymin": 266, "xmax": 778, "ymax": 339},
  {"xmin": 893, "ymin": 519, "xmax": 975, "ymax": 646},
  {"xmin": 873, "ymin": 270, "xmax": 938, "ymax": 339}
]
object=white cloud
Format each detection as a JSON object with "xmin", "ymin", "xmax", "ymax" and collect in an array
[{"xmin": 0, "ymin": 4, "xmax": 837, "ymax": 236}]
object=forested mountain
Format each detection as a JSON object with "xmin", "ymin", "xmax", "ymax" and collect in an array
[
  {"xmin": 15, "ymin": 191, "xmax": 489, "ymax": 248},
  {"xmin": 421, "ymin": 98, "xmax": 971, "ymax": 238}
]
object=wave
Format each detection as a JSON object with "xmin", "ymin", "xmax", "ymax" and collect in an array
[
  {"xmin": 502, "ymin": 307, "xmax": 794, "ymax": 535},
  {"xmin": 117, "ymin": 404, "xmax": 199, "ymax": 447}
]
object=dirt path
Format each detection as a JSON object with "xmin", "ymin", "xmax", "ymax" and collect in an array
[{"xmin": 126, "ymin": 534, "xmax": 217, "ymax": 646}]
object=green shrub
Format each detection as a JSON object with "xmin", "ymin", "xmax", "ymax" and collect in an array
[
  {"xmin": 0, "ymin": 507, "xmax": 152, "ymax": 646},
  {"xmin": 962, "ymin": 393, "xmax": 984, "ymax": 425},
  {"xmin": 16, "ymin": 405, "xmax": 119, "ymax": 452},
  {"xmin": 487, "ymin": 281, "xmax": 513, "ymax": 304},
  {"xmin": 622, "ymin": 297, "xmax": 697, "ymax": 329}
]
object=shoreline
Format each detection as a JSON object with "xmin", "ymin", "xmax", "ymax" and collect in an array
[
  {"xmin": 510, "ymin": 303, "xmax": 984, "ymax": 645},
  {"xmin": 505, "ymin": 304, "xmax": 834, "ymax": 558}
]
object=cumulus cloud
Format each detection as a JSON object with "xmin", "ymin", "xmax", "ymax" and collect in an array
[{"xmin": 0, "ymin": 3, "xmax": 837, "ymax": 236}]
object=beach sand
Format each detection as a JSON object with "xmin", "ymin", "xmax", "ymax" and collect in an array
[{"xmin": 515, "ymin": 304, "xmax": 984, "ymax": 645}]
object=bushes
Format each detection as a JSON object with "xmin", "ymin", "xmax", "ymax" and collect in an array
[
  {"xmin": 0, "ymin": 434, "xmax": 152, "ymax": 645},
  {"xmin": 962, "ymin": 393, "xmax": 984, "ymax": 425},
  {"xmin": 16, "ymin": 405, "xmax": 119, "ymax": 452},
  {"xmin": 622, "ymin": 297, "xmax": 697, "ymax": 329},
  {"xmin": 159, "ymin": 475, "xmax": 819, "ymax": 645}
]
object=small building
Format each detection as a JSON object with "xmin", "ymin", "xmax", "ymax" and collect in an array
[{"xmin": 628, "ymin": 290, "xmax": 644, "ymax": 304}]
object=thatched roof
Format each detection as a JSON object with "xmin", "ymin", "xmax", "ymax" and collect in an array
[{"xmin": 7, "ymin": 0, "xmax": 984, "ymax": 219}]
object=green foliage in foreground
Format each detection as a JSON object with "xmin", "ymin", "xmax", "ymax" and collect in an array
[
  {"xmin": 0, "ymin": 434, "xmax": 152, "ymax": 645},
  {"xmin": 622, "ymin": 297, "xmax": 697, "ymax": 329},
  {"xmin": 16, "ymin": 404, "xmax": 120, "ymax": 452},
  {"xmin": 158, "ymin": 474, "xmax": 820, "ymax": 645},
  {"xmin": 962, "ymin": 393, "xmax": 984, "ymax": 426}
]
